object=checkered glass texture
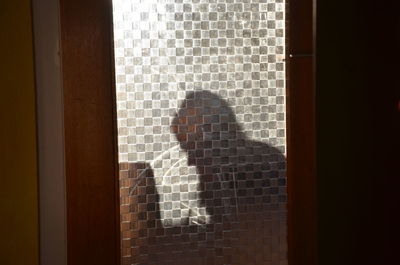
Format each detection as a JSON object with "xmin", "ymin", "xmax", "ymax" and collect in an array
[{"xmin": 113, "ymin": 0, "xmax": 287, "ymax": 264}]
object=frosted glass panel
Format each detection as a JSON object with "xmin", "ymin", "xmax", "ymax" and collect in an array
[{"xmin": 113, "ymin": 0, "xmax": 287, "ymax": 264}]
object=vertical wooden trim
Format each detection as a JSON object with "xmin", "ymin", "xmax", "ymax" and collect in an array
[
  {"xmin": 32, "ymin": 0, "xmax": 67, "ymax": 264},
  {"xmin": 286, "ymin": 0, "xmax": 317, "ymax": 265},
  {"xmin": 59, "ymin": 0, "xmax": 120, "ymax": 264}
]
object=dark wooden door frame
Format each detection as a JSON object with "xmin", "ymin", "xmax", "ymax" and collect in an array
[
  {"xmin": 55, "ymin": 0, "xmax": 317, "ymax": 264},
  {"xmin": 286, "ymin": 0, "xmax": 317, "ymax": 265},
  {"xmin": 59, "ymin": 0, "xmax": 120, "ymax": 264}
]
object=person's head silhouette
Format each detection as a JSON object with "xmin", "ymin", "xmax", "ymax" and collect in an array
[{"xmin": 171, "ymin": 90, "xmax": 244, "ymax": 166}]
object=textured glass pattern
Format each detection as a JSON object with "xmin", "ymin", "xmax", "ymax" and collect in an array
[{"xmin": 113, "ymin": 0, "xmax": 287, "ymax": 264}]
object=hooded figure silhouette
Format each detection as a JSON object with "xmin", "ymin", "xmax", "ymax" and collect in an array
[{"xmin": 170, "ymin": 90, "xmax": 286, "ymax": 264}]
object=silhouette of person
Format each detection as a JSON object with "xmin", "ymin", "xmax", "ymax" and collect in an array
[
  {"xmin": 126, "ymin": 90, "xmax": 286, "ymax": 265},
  {"xmin": 171, "ymin": 90, "xmax": 286, "ymax": 264}
]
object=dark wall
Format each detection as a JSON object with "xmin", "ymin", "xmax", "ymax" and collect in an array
[
  {"xmin": 0, "ymin": 1, "xmax": 39, "ymax": 265},
  {"xmin": 316, "ymin": 1, "xmax": 399, "ymax": 265}
]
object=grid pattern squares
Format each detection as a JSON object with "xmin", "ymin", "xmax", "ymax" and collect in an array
[{"xmin": 113, "ymin": 0, "xmax": 286, "ymax": 264}]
